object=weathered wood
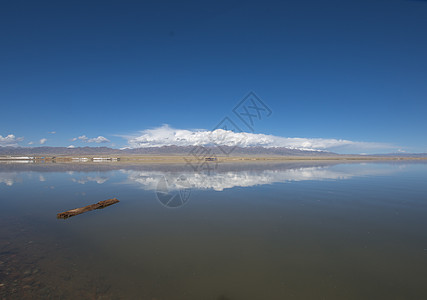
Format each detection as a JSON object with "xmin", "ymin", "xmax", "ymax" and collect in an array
[{"xmin": 57, "ymin": 198, "xmax": 119, "ymax": 219}]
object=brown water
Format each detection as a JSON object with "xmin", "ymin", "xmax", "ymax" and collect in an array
[{"xmin": 1, "ymin": 161, "xmax": 427, "ymax": 299}]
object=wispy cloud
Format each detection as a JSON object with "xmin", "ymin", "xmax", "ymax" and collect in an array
[
  {"xmin": 72, "ymin": 135, "xmax": 110, "ymax": 143},
  {"xmin": 39, "ymin": 138, "xmax": 47, "ymax": 145},
  {"xmin": 0, "ymin": 134, "xmax": 24, "ymax": 147},
  {"xmin": 49, "ymin": 131, "xmax": 56, "ymax": 134},
  {"xmin": 124, "ymin": 125, "xmax": 396, "ymax": 153}
]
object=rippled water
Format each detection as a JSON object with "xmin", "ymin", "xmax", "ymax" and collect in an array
[{"xmin": 1, "ymin": 161, "xmax": 427, "ymax": 299}]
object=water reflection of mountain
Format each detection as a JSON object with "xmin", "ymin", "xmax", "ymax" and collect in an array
[
  {"xmin": 1, "ymin": 160, "xmax": 418, "ymax": 173},
  {"xmin": 0, "ymin": 161, "xmax": 410, "ymax": 188},
  {"xmin": 0, "ymin": 161, "xmax": 345, "ymax": 175}
]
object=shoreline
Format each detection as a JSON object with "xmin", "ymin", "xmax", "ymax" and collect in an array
[{"xmin": 1, "ymin": 155, "xmax": 427, "ymax": 164}]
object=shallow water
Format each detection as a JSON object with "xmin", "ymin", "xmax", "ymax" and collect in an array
[{"xmin": 1, "ymin": 161, "xmax": 427, "ymax": 299}]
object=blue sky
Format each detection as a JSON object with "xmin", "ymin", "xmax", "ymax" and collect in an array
[{"xmin": 1, "ymin": 0, "xmax": 426, "ymax": 153}]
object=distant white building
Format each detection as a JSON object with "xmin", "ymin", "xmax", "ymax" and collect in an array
[
  {"xmin": 72, "ymin": 157, "xmax": 89, "ymax": 161},
  {"xmin": 0, "ymin": 156, "xmax": 35, "ymax": 160},
  {"xmin": 92, "ymin": 157, "xmax": 119, "ymax": 161}
]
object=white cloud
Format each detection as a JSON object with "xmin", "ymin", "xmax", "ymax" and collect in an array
[
  {"xmin": 39, "ymin": 138, "xmax": 47, "ymax": 145},
  {"xmin": 124, "ymin": 125, "xmax": 394, "ymax": 153},
  {"xmin": 77, "ymin": 135, "xmax": 88, "ymax": 141},
  {"xmin": 28, "ymin": 141, "xmax": 34, "ymax": 145},
  {"xmin": 73, "ymin": 135, "xmax": 110, "ymax": 143},
  {"xmin": 67, "ymin": 145, "xmax": 75, "ymax": 148},
  {"xmin": 49, "ymin": 131, "xmax": 56, "ymax": 134},
  {"xmin": 0, "ymin": 134, "xmax": 23, "ymax": 147},
  {"xmin": 87, "ymin": 136, "xmax": 110, "ymax": 143}
]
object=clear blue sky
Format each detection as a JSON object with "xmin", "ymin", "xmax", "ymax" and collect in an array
[{"xmin": 1, "ymin": 0, "xmax": 426, "ymax": 153}]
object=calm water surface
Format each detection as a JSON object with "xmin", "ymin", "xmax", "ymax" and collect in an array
[{"xmin": 0, "ymin": 161, "xmax": 426, "ymax": 299}]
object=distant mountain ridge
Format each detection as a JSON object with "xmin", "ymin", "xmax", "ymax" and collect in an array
[
  {"xmin": 0, "ymin": 146, "xmax": 121, "ymax": 156},
  {"xmin": 368, "ymin": 152, "xmax": 427, "ymax": 158},
  {"xmin": 0, "ymin": 146, "xmax": 337, "ymax": 156}
]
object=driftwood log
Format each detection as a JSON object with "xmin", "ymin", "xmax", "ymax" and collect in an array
[{"xmin": 57, "ymin": 198, "xmax": 119, "ymax": 219}]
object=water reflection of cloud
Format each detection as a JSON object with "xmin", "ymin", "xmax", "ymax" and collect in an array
[
  {"xmin": 0, "ymin": 172, "xmax": 47, "ymax": 186},
  {"xmin": 0, "ymin": 174, "xmax": 16, "ymax": 186},
  {"xmin": 0, "ymin": 172, "xmax": 23, "ymax": 186},
  {"xmin": 122, "ymin": 165, "xmax": 397, "ymax": 191},
  {"xmin": 71, "ymin": 176, "xmax": 109, "ymax": 184}
]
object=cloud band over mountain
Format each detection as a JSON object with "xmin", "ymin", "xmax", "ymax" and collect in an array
[{"xmin": 125, "ymin": 125, "xmax": 394, "ymax": 152}]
